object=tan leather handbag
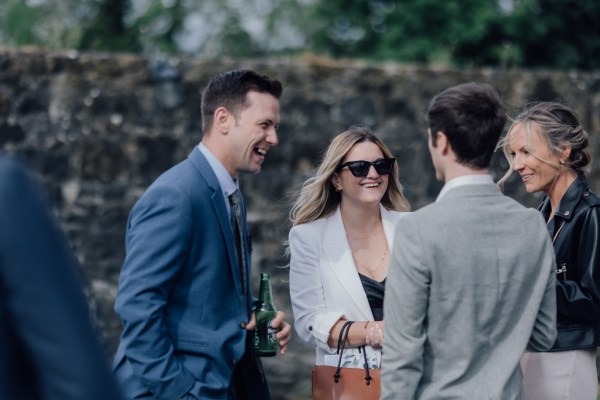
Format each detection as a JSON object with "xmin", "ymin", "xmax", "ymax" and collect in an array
[{"xmin": 312, "ymin": 321, "xmax": 381, "ymax": 400}]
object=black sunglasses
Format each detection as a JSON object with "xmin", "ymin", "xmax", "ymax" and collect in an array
[{"xmin": 337, "ymin": 158, "xmax": 396, "ymax": 177}]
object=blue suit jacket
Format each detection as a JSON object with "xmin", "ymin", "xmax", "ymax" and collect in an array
[
  {"xmin": 0, "ymin": 154, "xmax": 122, "ymax": 400},
  {"xmin": 113, "ymin": 148, "xmax": 269, "ymax": 399}
]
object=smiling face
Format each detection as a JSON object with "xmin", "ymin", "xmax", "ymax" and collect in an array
[
  {"xmin": 332, "ymin": 141, "xmax": 389, "ymax": 208},
  {"xmin": 226, "ymin": 91, "xmax": 280, "ymax": 177},
  {"xmin": 507, "ymin": 122, "xmax": 562, "ymax": 194}
]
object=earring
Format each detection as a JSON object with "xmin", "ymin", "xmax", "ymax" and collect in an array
[
  {"xmin": 335, "ymin": 187, "xmax": 341, "ymax": 192},
  {"xmin": 560, "ymin": 159, "xmax": 565, "ymax": 165}
]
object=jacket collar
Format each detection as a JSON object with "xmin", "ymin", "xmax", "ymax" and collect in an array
[
  {"xmin": 437, "ymin": 174, "xmax": 494, "ymax": 202},
  {"xmin": 321, "ymin": 204, "xmax": 396, "ymax": 320},
  {"xmin": 438, "ymin": 181, "xmax": 502, "ymax": 201},
  {"xmin": 188, "ymin": 147, "xmax": 221, "ymax": 193},
  {"xmin": 197, "ymin": 143, "xmax": 238, "ymax": 197},
  {"xmin": 539, "ymin": 174, "xmax": 589, "ymax": 222}
]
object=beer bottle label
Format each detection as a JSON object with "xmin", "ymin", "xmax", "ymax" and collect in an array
[
  {"xmin": 266, "ymin": 323, "xmax": 277, "ymax": 345},
  {"xmin": 254, "ymin": 311, "xmax": 277, "ymax": 356}
]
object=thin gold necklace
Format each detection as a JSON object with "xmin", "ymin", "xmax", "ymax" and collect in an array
[
  {"xmin": 352, "ymin": 240, "xmax": 388, "ymax": 280},
  {"xmin": 347, "ymin": 227, "xmax": 383, "ymax": 241}
]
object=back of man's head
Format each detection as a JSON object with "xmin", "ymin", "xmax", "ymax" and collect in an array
[
  {"xmin": 200, "ymin": 69, "xmax": 283, "ymax": 134},
  {"xmin": 428, "ymin": 82, "xmax": 506, "ymax": 170}
]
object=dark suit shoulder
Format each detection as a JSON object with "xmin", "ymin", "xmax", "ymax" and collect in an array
[
  {"xmin": 0, "ymin": 153, "xmax": 21, "ymax": 176},
  {"xmin": 152, "ymin": 154, "xmax": 216, "ymax": 191},
  {"xmin": 138, "ymin": 158, "xmax": 211, "ymax": 206},
  {"xmin": 0, "ymin": 155, "xmax": 33, "ymax": 190},
  {"xmin": 0, "ymin": 155, "xmax": 47, "ymax": 218}
]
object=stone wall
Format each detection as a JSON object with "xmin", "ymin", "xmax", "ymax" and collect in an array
[{"xmin": 1, "ymin": 48, "xmax": 599, "ymax": 399}]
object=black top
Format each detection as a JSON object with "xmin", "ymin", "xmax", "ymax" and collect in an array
[{"xmin": 358, "ymin": 274, "xmax": 386, "ymax": 321}]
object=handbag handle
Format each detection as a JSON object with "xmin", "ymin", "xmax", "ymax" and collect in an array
[
  {"xmin": 334, "ymin": 321, "xmax": 354, "ymax": 382},
  {"xmin": 333, "ymin": 321, "xmax": 373, "ymax": 386},
  {"xmin": 335, "ymin": 320, "xmax": 353, "ymax": 355}
]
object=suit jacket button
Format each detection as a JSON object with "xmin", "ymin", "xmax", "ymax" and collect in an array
[
  {"xmin": 232, "ymin": 359, "xmax": 238, "ymax": 366},
  {"xmin": 240, "ymin": 321, "xmax": 247, "ymax": 329},
  {"xmin": 308, "ymin": 326, "xmax": 313, "ymax": 331}
]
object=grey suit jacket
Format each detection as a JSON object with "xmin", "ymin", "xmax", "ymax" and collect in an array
[{"xmin": 382, "ymin": 183, "xmax": 557, "ymax": 400}]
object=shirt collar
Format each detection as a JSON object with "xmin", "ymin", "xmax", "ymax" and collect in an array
[
  {"xmin": 198, "ymin": 143, "xmax": 238, "ymax": 197},
  {"xmin": 436, "ymin": 174, "xmax": 494, "ymax": 202}
]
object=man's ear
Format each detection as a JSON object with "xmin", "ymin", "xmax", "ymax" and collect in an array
[
  {"xmin": 436, "ymin": 131, "xmax": 450, "ymax": 155},
  {"xmin": 214, "ymin": 106, "xmax": 230, "ymax": 133}
]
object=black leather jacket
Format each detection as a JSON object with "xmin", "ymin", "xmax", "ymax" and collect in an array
[{"xmin": 538, "ymin": 174, "xmax": 600, "ymax": 351}]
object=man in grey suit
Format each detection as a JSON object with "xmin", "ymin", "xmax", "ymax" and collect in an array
[{"xmin": 382, "ymin": 83, "xmax": 557, "ymax": 400}]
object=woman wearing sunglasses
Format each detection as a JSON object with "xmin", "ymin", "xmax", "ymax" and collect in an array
[
  {"xmin": 288, "ymin": 125, "xmax": 411, "ymax": 372},
  {"xmin": 499, "ymin": 102, "xmax": 600, "ymax": 400}
]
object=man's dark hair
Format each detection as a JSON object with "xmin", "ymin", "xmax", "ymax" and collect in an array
[
  {"xmin": 201, "ymin": 69, "xmax": 283, "ymax": 133},
  {"xmin": 428, "ymin": 82, "xmax": 506, "ymax": 169}
]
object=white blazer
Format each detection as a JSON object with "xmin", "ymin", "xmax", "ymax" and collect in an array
[{"xmin": 289, "ymin": 205, "xmax": 407, "ymax": 365}]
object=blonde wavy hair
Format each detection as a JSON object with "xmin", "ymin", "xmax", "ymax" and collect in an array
[
  {"xmin": 497, "ymin": 102, "xmax": 590, "ymax": 188},
  {"xmin": 289, "ymin": 126, "xmax": 411, "ymax": 227}
]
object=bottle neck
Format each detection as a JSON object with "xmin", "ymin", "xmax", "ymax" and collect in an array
[{"xmin": 258, "ymin": 277, "xmax": 275, "ymax": 310}]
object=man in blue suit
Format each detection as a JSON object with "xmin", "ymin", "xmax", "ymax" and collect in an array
[
  {"xmin": 0, "ymin": 153, "xmax": 122, "ymax": 399},
  {"xmin": 113, "ymin": 70, "xmax": 292, "ymax": 399}
]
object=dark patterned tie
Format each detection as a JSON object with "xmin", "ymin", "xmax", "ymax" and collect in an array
[{"xmin": 229, "ymin": 189, "xmax": 247, "ymax": 298}]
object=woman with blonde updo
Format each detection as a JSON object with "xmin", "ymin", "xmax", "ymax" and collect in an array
[
  {"xmin": 288, "ymin": 125, "xmax": 410, "ymax": 371},
  {"xmin": 499, "ymin": 102, "xmax": 600, "ymax": 400}
]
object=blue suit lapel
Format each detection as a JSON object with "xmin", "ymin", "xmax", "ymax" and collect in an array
[{"xmin": 187, "ymin": 148, "xmax": 248, "ymax": 305}]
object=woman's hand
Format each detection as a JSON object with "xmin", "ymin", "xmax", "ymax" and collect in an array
[{"xmin": 365, "ymin": 321, "xmax": 384, "ymax": 348}]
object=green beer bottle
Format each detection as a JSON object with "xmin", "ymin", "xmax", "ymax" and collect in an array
[{"xmin": 254, "ymin": 273, "xmax": 277, "ymax": 357}]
